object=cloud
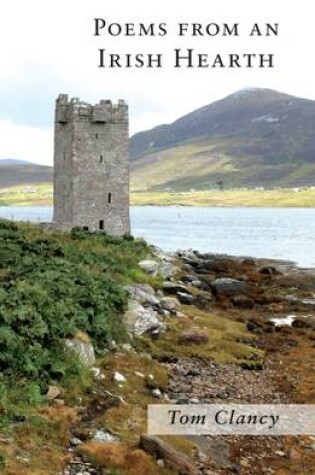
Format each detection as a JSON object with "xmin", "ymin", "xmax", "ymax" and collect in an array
[
  {"xmin": 0, "ymin": 0, "xmax": 315, "ymax": 164},
  {"xmin": 0, "ymin": 120, "xmax": 53, "ymax": 166}
]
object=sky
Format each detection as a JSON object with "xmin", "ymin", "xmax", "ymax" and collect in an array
[{"xmin": 0, "ymin": 0, "xmax": 314, "ymax": 166}]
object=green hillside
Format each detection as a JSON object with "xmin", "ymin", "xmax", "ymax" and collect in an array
[{"xmin": 130, "ymin": 88, "xmax": 315, "ymax": 191}]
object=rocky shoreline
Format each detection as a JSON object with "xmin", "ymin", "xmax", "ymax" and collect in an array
[{"xmin": 58, "ymin": 248, "xmax": 315, "ymax": 475}]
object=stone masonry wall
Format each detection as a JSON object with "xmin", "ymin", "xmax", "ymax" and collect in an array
[{"xmin": 53, "ymin": 95, "xmax": 130, "ymax": 235}]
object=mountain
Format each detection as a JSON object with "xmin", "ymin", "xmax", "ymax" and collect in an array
[
  {"xmin": 0, "ymin": 160, "xmax": 53, "ymax": 188},
  {"xmin": 0, "ymin": 159, "xmax": 35, "ymax": 165},
  {"xmin": 130, "ymin": 88, "xmax": 315, "ymax": 191}
]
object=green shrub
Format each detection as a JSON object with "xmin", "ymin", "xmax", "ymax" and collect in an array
[{"xmin": 0, "ymin": 219, "xmax": 151, "ymax": 388}]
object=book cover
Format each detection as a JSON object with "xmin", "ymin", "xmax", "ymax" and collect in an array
[{"xmin": 0, "ymin": 1, "xmax": 314, "ymax": 474}]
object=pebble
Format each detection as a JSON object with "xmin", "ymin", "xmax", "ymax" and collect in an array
[
  {"xmin": 70, "ymin": 437, "xmax": 83, "ymax": 447},
  {"xmin": 108, "ymin": 340, "xmax": 117, "ymax": 350},
  {"xmin": 90, "ymin": 367, "xmax": 101, "ymax": 378},
  {"xmin": 152, "ymin": 388, "xmax": 163, "ymax": 398},
  {"xmin": 59, "ymin": 456, "xmax": 103, "ymax": 475},
  {"xmin": 121, "ymin": 343, "xmax": 133, "ymax": 352},
  {"xmin": 275, "ymin": 450, "xmax": 286, "ymax": 457},
  {"xmin": 46, "ymin": 385, "xmax": 61, "ymax": 400},
  {"xmin": 165, "ymin": 357, "xmax": 289, "ymax": 404},
  {"xmin": 112, "ymin": 371, "xmax": 126, "ymax": 383},
  {"xmin": 156, "ymin": 459, "xmax": 165, "ymax": 468},
  {"xmin": 134, "ymin": 371, "xmax": 145, "ymax": 378}
]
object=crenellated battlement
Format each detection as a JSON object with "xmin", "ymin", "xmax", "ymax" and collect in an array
[{"xmin": 55, "ymin": 94, "xmax": 128, "ymax": 124}]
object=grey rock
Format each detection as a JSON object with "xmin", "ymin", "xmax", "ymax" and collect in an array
[
  {"xmin": 65, "ymin": 337, "xmax": 95, "ymax": 367},
  {"xmin": 93, "ymin": 430, "xmax": 119, "ymax": 442},
  {"xmin": 210, "ymin": 278, "xmax": 249, "ymax": 297},
  {"xmin": 160, "ymin": 297, "xmax": 181, "ymax": 313},
  {"xmin": 191, "ymin": 280, "xmax": 207, "ymax": 289},
  {"xmin": 125, "ymin": 284, "xmax": 160, "ymax": 307},
  {"xmin": 46, "ymin": 385, "xmax": 61, "ymax": 400},
  {"xmin": 177, "ymin": 292, "xmax": 195, "ymax": 305},
  {"xmin": 134, "ymin": 371, "xmax": 145, "ymax": 378},
  {"xmin": 176, "ymin": 311, "xmax": 187, "ymax": 318},
  {"xmin": 163, "ymin": 281, "xmax": 190, "ymax": 295},
  {"xmin": 108, "ymin": 340, "xmax": 117, "ymax": 350},
  {"xmin": 121, "ymin": 343, "xmax": 134, "ymax": 352},
  {"xmin": 157, "ymin": 308, "xmax": 171, "ymax": 317},
  {"xmin": 152, "ymin": 389, "xmax": 163, "ymax": 398},
  {"xmin": 112, "ymin": 371, "xmax": 126, "ymax": 383},
  {"xmin": 177, "ymin": 249, "xmax": 197, "ymax": 260},
  {"xmin": 70, "ymin": 437, "xmax": 83, "ymax": 447},
  {"xmin": 138, "ymin": 259, "xmax": 159, "ymax": 275},
  {"xmin": 182, "ymin": 263, "xmax": 193, "ymax": 271},
  {"xmin": 90, "ymin": 367, "xmax": 101, "ymax": 378},
  {"xmin": 159, "ymin": 262, "xmax": 177, "ymax": 279},
  {"xmin": 124, "ymin": 300, "xmax": 166, "ymax": 336},
  {"xmin": 156, "ymin": 459, "xmax": 165, "ymax": 468},
  {"xmin": 180, "ymin": 275, "xmax": 196, "ymax": 283},
  {"xmin": 274, "ymin": 450, "xmax": 286, "ymax": 457}
]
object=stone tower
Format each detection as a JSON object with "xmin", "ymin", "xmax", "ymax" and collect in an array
[{"xmin": 53, "ymin": 94, "xmax": 130, "ymax": 235}]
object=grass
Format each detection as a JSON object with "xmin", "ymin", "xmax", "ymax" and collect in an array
[
  {"xmin": 134, "ymin": 305, "xmax": 263, "ymax": 365},
  {"xmin": 1, "ymin": 183, "xmax": 315, "ymax": 207},
  {"xmin": 0, "ymin": 183, "xmax": 52, "ymax": 206},
  {"xmin": 131, "ymin": 187, "xmax": 315, "ymax": 207},
  {"xmin": 78, "ymin": 441, "xmax": 174, "ymax": 475}
]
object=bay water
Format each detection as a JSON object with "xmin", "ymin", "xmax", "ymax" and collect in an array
[{"xmin": 1, "ymin": 206, "xmax": 314, "ymax": 268}]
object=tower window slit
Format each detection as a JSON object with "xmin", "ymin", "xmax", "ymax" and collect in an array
[
  {"xmin": 108, "ymin": 193, "xmax": 112, "ymax": 204},
  {"xmin": 99, "ymin": 220, "xmax": 104, "ymax": 230},
  {"xmin": 95, "ymin": 133, "xmax": 99, "ymax": 139},
  {"xmin": 100, "ymin": 155, "xmax": 103, "ymax": 163}
]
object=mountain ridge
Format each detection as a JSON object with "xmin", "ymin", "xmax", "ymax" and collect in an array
[
  {"xmin": 0, "ymin": 159, "xmax": 36, "ymax": 165},
  {"xmin": 0, "ymin": 160, "xmax": 52, "ymax": 188},
  {"xmin": 130, "ymin": 88, "xmax": 315, "ymax": 190}
]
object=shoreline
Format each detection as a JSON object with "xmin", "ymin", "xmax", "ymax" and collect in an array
[
  {"xmin": 1, "ymin": 185, "xmax": 315, "ymax": 207},
  {"xmin": 0, "ymin": 208, "xmax": 314, "ymax": 269}
]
